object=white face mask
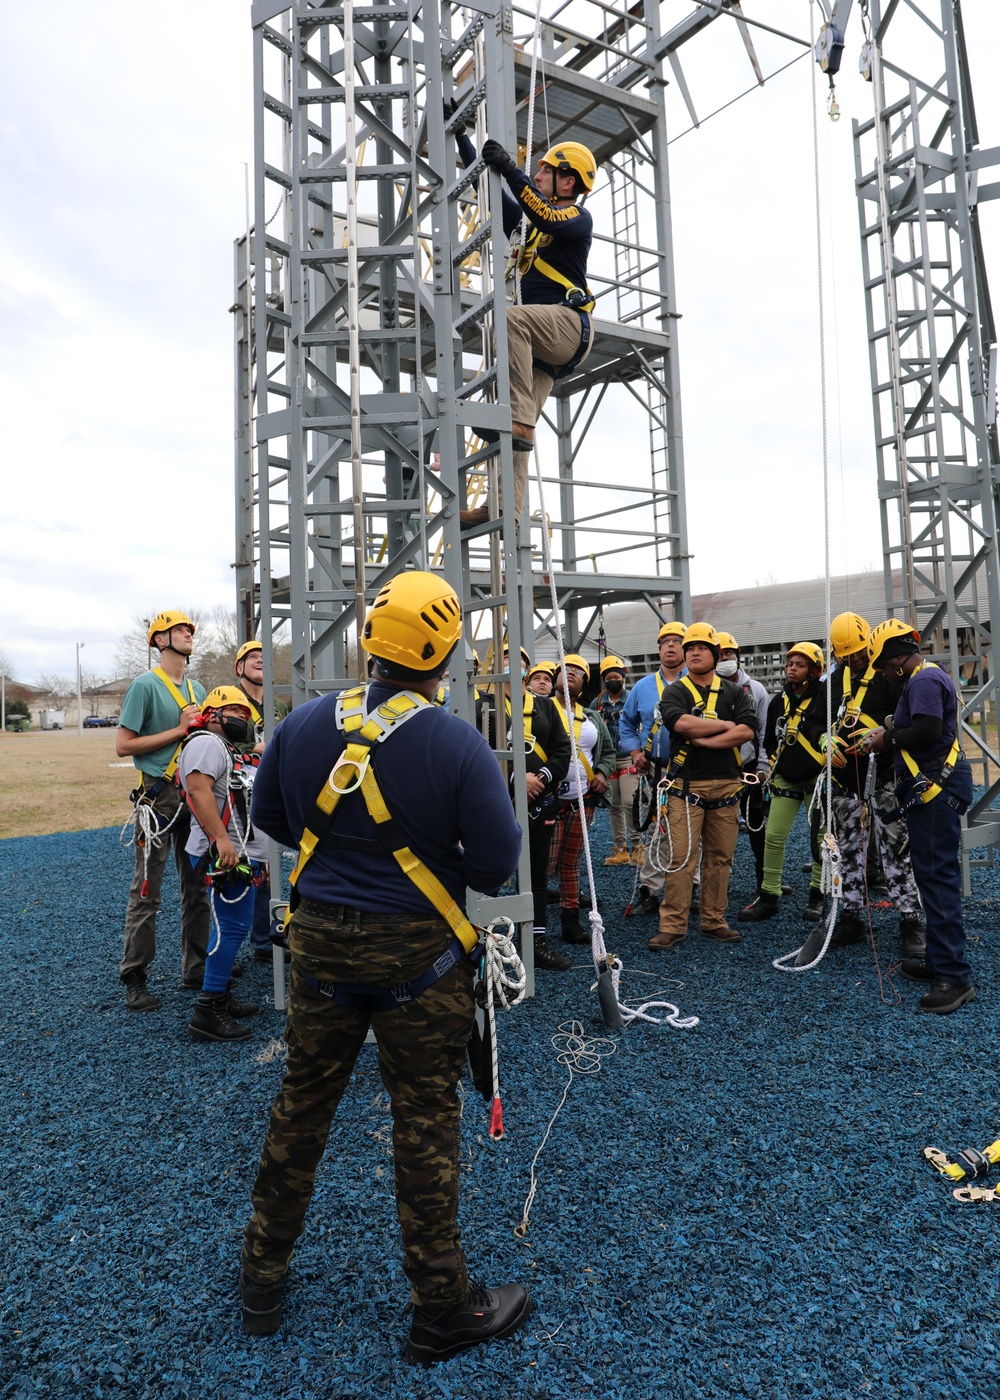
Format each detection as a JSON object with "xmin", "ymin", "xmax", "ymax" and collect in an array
[{"xmin": 716, "ymin": 658, "xmax": 739, "ymax": 678}]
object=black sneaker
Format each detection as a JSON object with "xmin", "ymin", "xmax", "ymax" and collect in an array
[
  {"xmin": 900, "ymin": 957, "xmax": 934, "ymax": 982},
  {"xmin": 919, "ymin": 980, "xmax": 976, "ymax": 1015},
  {"xmin": 122, "ymin": 971, "xmax": 160, "ymax": 1012},
  {"xmin": 802, "ymin": 888, "xmax": 824, "ymax": 923},
  {"xmin": 406, "ymin": 1282, "xmax": 532, "ymax": 1366},
  {"xmin": 738, "ymin": 892, "xmax": 779, "ymax": 923},
  {"xmin": 240, "ymin": 1268, "xmax": 285, "ymax": 1336}
]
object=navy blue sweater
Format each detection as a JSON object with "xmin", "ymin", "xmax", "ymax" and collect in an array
[{"xmin": 250, "ymin": 684, "xmax": 523, "ymax": 917}]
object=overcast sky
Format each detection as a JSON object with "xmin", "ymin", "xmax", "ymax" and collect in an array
[{"xmin": 1, "ymin": 1, "xmax": 997, "ymax": 683}]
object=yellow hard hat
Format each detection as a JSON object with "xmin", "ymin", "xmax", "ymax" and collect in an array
[
  {"xmin": 830, "ymin": 611, "xmax": 871, "ymax": 659},
  {"xmin": 869, "ymin": 618, "xmax": 921, "ymax": 665},
  {"xmin": 201, "ymin": 686, "xmax": 253, "ymax": 714},
  {"xmin": 788, "ymin": 641, "xmax": 824, "ymax": 669},
  {"xmin": 148, "ymin": 611, "xmax": 195, "ymax": 645},
  {"xmin": 541, "ymin": 141, "xmax": 597, "ymax": 192},
  {"xmin": 362, "ymin": 570, "xmax": 462, "ymax": 672},
  {"xmin": 600, "ymin": 654, "xmax": 627, "ymax": 675},
  {"xmin": 563, "ymin": 653, "xmax": 591, "ymax": 679},
  {"xmin": 657, "ymin": 621, "xmax": 686, "ymax": 643},
  {"xmin": 682, "ymin": 622, "xmax": 720, "ymax": 650},
  {"xmin": 527, "ymin": 660, "xmax": 558, "ymax": 680},
  {"xmin": 235, "ymin": 640, "xmax": 262, "ymax": 669},
  {"xmin": 716, "ymin": 632, "xmax": 739, "ymax": 653}
]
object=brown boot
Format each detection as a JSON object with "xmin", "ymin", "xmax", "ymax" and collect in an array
[
  {"xmin": 511, "ymin": 421, "xmax": 535, "ymax": 453},
  {"xmin": 604, "ymin": 845, "xmax": 630, "ymax": 866},
  {"xmin": 648, "ymin": 929, "xmax": 685, "ymax": 950},
  {"xmin": 459, "ymin": 504, "xmax": 491, "ymax": 528},
  {"xmin": 700, "ymin": 925, "xmax": 741, "ymax": 942}
]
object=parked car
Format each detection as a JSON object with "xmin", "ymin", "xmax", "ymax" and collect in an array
[{"xmin": 83, "ymin": 715, "xmax": 118, "ymax": 728}]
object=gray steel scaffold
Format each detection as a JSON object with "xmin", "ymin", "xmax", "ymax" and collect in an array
[
  {"xmin": 232, "ymin": 0, "xmax": 696, "ymax": 986},
  {"xmin": 850, "ymin": 0, "xmax": 1000, "ymax": 863}
]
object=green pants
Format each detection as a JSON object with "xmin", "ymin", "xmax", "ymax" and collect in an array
[{"xmin": 762, "ymin": 781, "xmax": 823, "ymax": 897}]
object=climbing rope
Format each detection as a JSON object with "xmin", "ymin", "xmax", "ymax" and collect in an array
[
  {"xmin": 481, "ymin": 915, "xmax": 527, "ymax": 1140},
  {"xmin": 119, "ymin": 792, "xmax": 183, "ymax": 898},
  {"xmin": 515, "ymin": 1019, "xmax": 617, "ymax": 1238}
]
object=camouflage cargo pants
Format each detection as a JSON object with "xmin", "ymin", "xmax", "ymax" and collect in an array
[
  {"xmin": 242, "ymin": 898, "xmax": 475, "ymax": 1308},
  {"xmin": 830, "ymin": 779, "xmax": 921, "ymax": 916}
]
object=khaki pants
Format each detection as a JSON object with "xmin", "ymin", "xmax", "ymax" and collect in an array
[
  {"xmin": 609, "ymin": 766, "xmax": 640, "ymax": 849},
  {"xmin": 507, "ymin": 304, "xmax": 593, "ymax": 522},
  {"xmin": 658, "ymin": 779, "xmax": 741, "ymax": 935}
]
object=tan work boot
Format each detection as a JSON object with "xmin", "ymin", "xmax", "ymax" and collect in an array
[
  {"xmin": 604, "ymin": 845, "xmax": 630, "ymax": 866},
  {"xmin": 630, "ymin": 842, "xmax": 645, "ymax": 866},
  {"xmin": 459, "ymin": 504, "xmax": 491, "ymax": 528},
  {"xmin": 648, "ymin": 929, "xmax": 685, "ymax": 950}
]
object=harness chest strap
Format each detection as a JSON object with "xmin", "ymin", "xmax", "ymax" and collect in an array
[
  {"xmin": 505, "ymin": 693, "xmax": 548, "ymax": 765},
  {"xmin": 179, "ymin": 729, "xmax": 260, "ymax": 837},
  {"xmin": 289, "ymin": 686, "xmax": 479, "ymax": 956},
  {"xmin": 644, "ymin": 671, "xmax": 667, "ymax": 757},
  {"xmin": 151, "ymin": 667, "xmax": 197, "ymax": 781},
  {"xmin": 836, "ymin": 662, "xmax": 879, "ymax": 741},
  {"xmin": 554, "ymin": 699, "xmax": 595, "ymax": 782},
  {"xmin": 777, "ymin": 689, "xmax": 825, "ymax": 769},
  {"xmin": 669, "ymin": 675, "xmax": 742, "ymax": 777},
  {"xmin": 897, "ymin": 662, "xmax": 962, "ymax": 807}
]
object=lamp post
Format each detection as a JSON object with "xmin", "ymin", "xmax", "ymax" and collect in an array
[{"xmin": 76, "ymin": 641, "xmax": 86, "ymax": 737}]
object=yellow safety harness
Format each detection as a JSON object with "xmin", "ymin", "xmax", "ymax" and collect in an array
[
  {"xmin": 644, "ymin": 671, "xmax": 668, "ymax": 758},
  {"xmin": 835, "ymin": 661, "xmax": 879, "ymax": 742},
  {"xmin": 775, "ymin": 688, "xmax": 825, "ymax": 770},
  {"xmin": 505, "ymin": 692, "xmax": 548, "ymax": 765},
  {"xmin": 897, "ymin": 662, "xmax": 962, "ymax": 807},
  {"xmin": 508, "ymin": 225, "xmax": 596, "ymax": 313},
  {"xmin": 150, "ymin": 667, "xmax": 198, "ymax": 781},
  {"xmin": 554, "ymin": 698, "xmax": 595, "ymax": 783},
  {"xmin": 668, "ymin": 675, "xmax": 742, "ymax": 779},
  {"xmin": 286, "ymin": 685, "xmax": 479, "ymax": 955}
]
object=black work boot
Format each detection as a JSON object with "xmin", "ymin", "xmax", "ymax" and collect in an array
[
  {"xmin": 919, "ymin": 980, "xmax": 976, "ymax": 1015},
  {"xmin": 560, "ymin": 907, "xmax": 590, "ymax": 945},
  {"xmin": 226, "ymin": 991, "xmax": 261, "ymax": 1019},
  {"xmin": 406, "ymin": 1281, "xmax": 533, "ymax": 1367},
  {"xmin": 240, "ymin": 1267, "xmax": 285, "ymax": 1336},
  {"xmin": 831, "ymin": 912, "xmax": 866, "ymax": 947},
  {"xmin": 802, "ymin": 888, "xmax": 825, "ymax": 923},
  {"xmin": 188, "ymin": 993, "xmax": 252, "ymax": 1043},
  {"xmin": 634, "ymin": 887, "xmax": 660, "ymax": 917},
  {"xmin": 738, "ymin": 891, "xmax": 779, "ymax": 923},
  {"xmin": 532, "ymin": 932, "xmax": 573, "ymax": 971},
  {"xmin": 900, "ymin": 957, "xmax": 934, "ymax": 982},
  {"xmin": 122, "ymin": 971, "xmax": 160, "ymax": 1012},
  {"xmin": 689, "ymin": 884, "xmax": 700, "ymax": 916},
  {"xmin": 899, "ymin": 914, "xmax": 926, "ymax": 960}
]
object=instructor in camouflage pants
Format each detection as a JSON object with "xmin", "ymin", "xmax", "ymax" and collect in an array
[{"xmin": 240, "ymin": 571, "xmax": 531, "ymax": 1366}]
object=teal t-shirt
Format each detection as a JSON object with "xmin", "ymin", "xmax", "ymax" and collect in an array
[{"xmin": 118, "ymin": 669, "xmax": 207, "ymax": 777}]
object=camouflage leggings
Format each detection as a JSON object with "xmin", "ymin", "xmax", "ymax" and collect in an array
[
  {"xmin": 829, "ymin": 780, "xmax": 921, "ymax": 916},
  {"xmin": 242, "ymin": 899, "xmax": 475, "ymax": 1308}
]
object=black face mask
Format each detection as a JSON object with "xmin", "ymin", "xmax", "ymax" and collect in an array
[
  {"xmin": 605, "ymin": 677, "xmax": 624, "ymax": 694},
  {"xmin": 221, "ymin": 715, "xmax": 253, "ymax": 747}
]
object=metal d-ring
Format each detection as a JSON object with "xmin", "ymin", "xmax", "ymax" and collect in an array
[{"xmin": 328, "ymin": 750, "xmax": 369, "ymax": 794}]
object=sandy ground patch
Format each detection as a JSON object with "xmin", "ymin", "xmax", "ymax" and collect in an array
[{"xmin": 0, "ymin": 730, "xmax": 137, "ymax": 839}]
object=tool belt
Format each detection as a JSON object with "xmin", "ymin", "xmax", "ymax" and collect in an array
[
  {"xmin": 298, "ymin": 933, "xmax": 468, "ymax": 1013},
  {"xmin": 769, "ymin": 784, "xmax": 811, "ymax": 802}
]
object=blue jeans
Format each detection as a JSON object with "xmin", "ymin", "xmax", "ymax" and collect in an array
[
  {"xmin": 190, "ymin": 856, "xmax": 263, "ymax": 993},
  {"xmin": 904, "ymin": 758, "xmax": 972, "ymax": 985}
]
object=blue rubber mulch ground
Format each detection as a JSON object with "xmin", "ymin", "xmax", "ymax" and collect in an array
[{"xmin": 2, "ymin": 817, "xmax": 999, "ymax": 1400}]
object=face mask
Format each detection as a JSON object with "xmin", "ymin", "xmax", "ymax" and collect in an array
[
  {"xmin": 716, "ymin": 659, "xmax": 738, "ymax": 679},
  {"xmin": 221, "ymin": 715, "xmax": 253, "ymax": 746},
  {"xmin": 605, "ymin": 677, "xmax": 624, "ymax": 694}
]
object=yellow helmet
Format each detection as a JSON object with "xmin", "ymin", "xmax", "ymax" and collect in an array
[
  {"xmin": 527, "ymin": 660, "xmax": 558, "ymax": 680},
  {"xmin": 716, "ymin": 632, "xmax": 739, "ymax": 653},
  {"xmin": 201, "ymin": 686, "xmax": 253, "ymax": 714},
  {"xmin": 600, "ymin": 655, "xmax": 627, "ymax": 675},
  {"xmin": 541, "ymin": 141, "xmax": 597, "ymax": 192},
  {"xmin": 362, "ymin": 570, "xmax": 462, "ymax": 673},
  {"xmin": 869, "ymin": 618, "xmax": 921, "ymax": 665},
  {"xmin": 682, "ymin": 622, "xmax": 720, "ymax": 651},
  {"xmin": 657, "ymin": 621, "xmax": 686, "ymax": 643},
  {"xmin": 830, "ymin": 611, "xmax": 871, "ymax": 659},
  {"xmin": 788, "ymin": 641, "xmax": 824, "ymax": 669},
  {"xmin": 148, "ymin": 611, "xmax": 195, "ymax": 645},
  {"xmin": 562, "ymin": 653, "xmax": 590, "ymax": 679},
  {"xmin": 235, "ymin": 640, "xmax": 262, "ymax": 670}
]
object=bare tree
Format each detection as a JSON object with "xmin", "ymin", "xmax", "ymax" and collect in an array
[
  {"xmin": 34, "ymin": 673, "xmax": 75, "ymax": 706},
  {"xmin": 0, "ymin": 649, "xmax": 15, "ymax": 683},
  {"xmin": 115, "ymin": 608, "xmax": 206, "ymax": 680},
  {"xmin": 754, "ymin": 570, "xmax": 780, "ymax": 588}
]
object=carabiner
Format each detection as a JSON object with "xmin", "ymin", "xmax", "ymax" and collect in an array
[{"xmin": 328, "ymin": 750, "xmax": 369, "ymax": 794}]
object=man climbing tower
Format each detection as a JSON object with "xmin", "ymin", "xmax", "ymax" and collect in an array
[{"xmin": 455, "ymin": 127, "xmax": 596, "ymax": 527}]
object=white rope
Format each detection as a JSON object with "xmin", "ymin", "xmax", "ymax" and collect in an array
[
  {"xmin": 644, "ymin": 777, "xmax": 695, "ymax": 876},
  {"xmin": 481, "ymin": 916, "xmax": 526, "ymax": 1140},
  {"xmin": 119, "ymin": 790, "xmax": 183, "ymax": 891},
  {"xmin": 515, "ymin": 1019, "xmax": 616, "ymax": 1238}
]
